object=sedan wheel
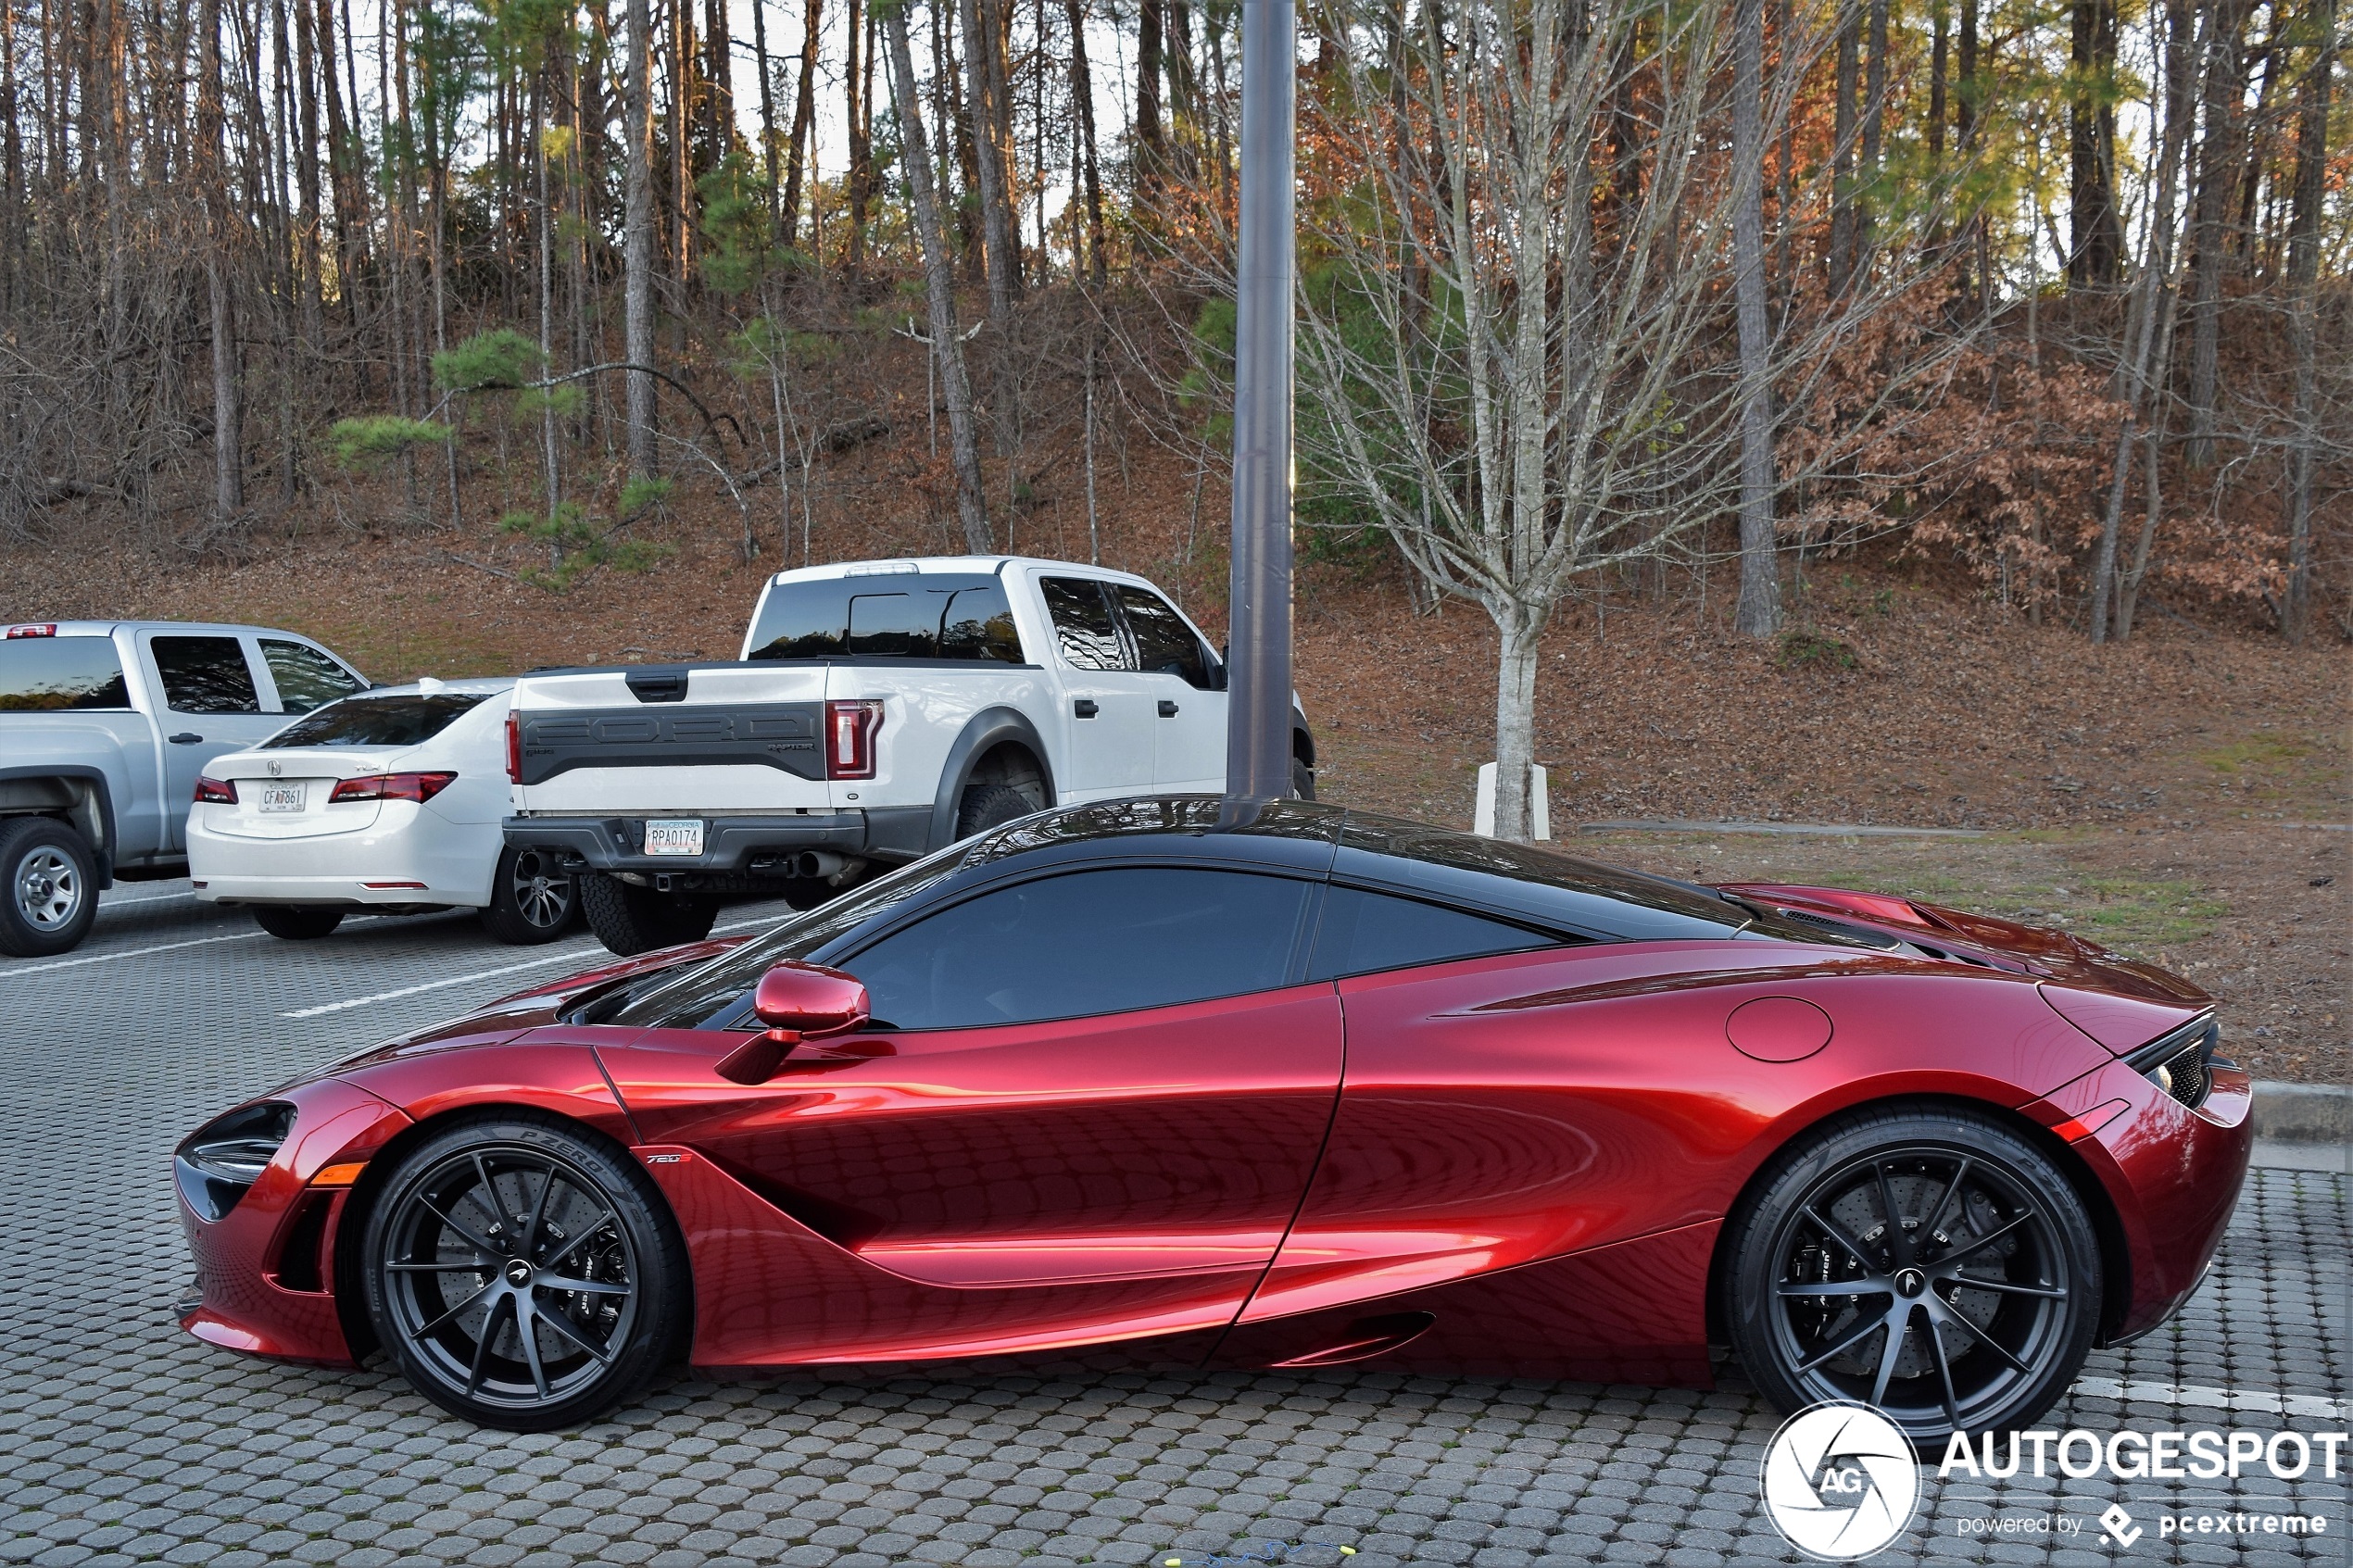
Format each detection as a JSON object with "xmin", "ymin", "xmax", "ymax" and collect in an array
[
  {"xmin": 361, "ymin": 1117, "xmax": 687, "ymax": 1430},
  {"xmin": 1725, "ymin": 1107, "xmax": 2101, "ymax": 1448},
  {"xmin": 480, "ymin": 845, "xmax": 578, "ymax": 945}
]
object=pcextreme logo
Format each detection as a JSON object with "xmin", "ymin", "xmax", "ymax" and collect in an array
[{"xmin": 1758, "ymin": 1401, "xmax": 1922, "ymax": 1561}]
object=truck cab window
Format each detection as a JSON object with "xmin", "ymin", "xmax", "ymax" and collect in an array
[
  {"xmin": 260, "ymin": 639, "xmax": 364, "ymax": 713},
  {"xmin": 1114, "ymin": 586, "xmax": 1212, "ymax": 689},
  {"xmin": 1040, "ymin": 578, "xmax": 1126, "ymax": 671},
  {"xmin": 0, "ymin": 639, "xmax": 131, "ymax": 711},
  {"xmin": 151, "ymin": 636, "xmax": 260, "ymax": 714}
]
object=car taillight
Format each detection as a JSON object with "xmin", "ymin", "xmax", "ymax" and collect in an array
[
  {"xmin": 194, "ymin": 775, "xmax": 237, "ymax": 804},
  {"xmin": 824, "ymin": 699, "xmax": 883, "ymax": 780},
  {"xmin": 504, "ymin": 710, "xmax": 522, "ymax": 784},
  {"xmin": 331, "ymin": 771, "xmax": 457, "ymax": 804},
  {"xmin": 6, "ymin": 623, "xmax": 56, "ymax": 638}
]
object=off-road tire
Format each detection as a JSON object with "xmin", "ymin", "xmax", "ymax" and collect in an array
[
  {"xmin": 955, "ymin": 783, "xmax": 1036, "ymax": 839},
  {"xmin": 252, "ymin": 905, "xmax": 346, "ymax": 940},
  {"xmin": 0, "ymin": 816, "xmax": 98, "ymax": 958},
  {"xmin": 359, "ymin": 1112, "xmax": 690, "ymax": 1431},
  {"xmin": 1290, "ymin": 758, "xmax": 1316, "ymax": 801},
  {"xmin": 578, "ymin": 872, "xmax": 718, "ymax": 957}
]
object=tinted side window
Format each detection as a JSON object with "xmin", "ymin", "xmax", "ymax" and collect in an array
[
  {"xmin": 1114, "ymin": 586, "xmax": 1211, "ymax": 688},
  {"xmin": 848, "ymin": 867, "xmax": 1315, "ymax": 1029},
  {"xmin": 1040, "ymin": 578, "xmax": 1126, "ymax": 671},
  {"xmin": 151, "ymin": 636, "xmax": 259, "ymax": 714},
  {"xmin": 261, "ymin": 639, "xmax": 363, "ymax": 712},
  {"xmin": 1309, "ymin": 885, "xmax": 1554, "ymax": 981},
  {"xmin": 938, "ymin": 585, "xmax": 1024, "ymax": 662},
  {"xmin": 0, "ymin": 639, "xmax": 131, "ymax": 711}
]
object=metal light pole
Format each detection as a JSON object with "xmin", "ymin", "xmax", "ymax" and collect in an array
[{"xmin": 1223, "ymin": 0, "xmax": 1297, "ymax": 801}]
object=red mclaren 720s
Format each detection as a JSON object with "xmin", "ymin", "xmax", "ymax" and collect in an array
[{"xmin": 176, "ymin": 797, "xmax": 2250, "ymax": 1443}]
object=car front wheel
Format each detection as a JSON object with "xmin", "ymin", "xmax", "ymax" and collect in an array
[
  {"xmin": 359, "ymin": 1115, "xmax": 688, "ymax": 1431},
  {"xmin": 0, "ymin": 817, "xmax": 98, "ymax": 958},
  {"xmin": 1722, "ymin": 1105, "xmax": 2102, "ymax": 1449}
]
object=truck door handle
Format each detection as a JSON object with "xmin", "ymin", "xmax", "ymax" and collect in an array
[
  {"xmin": 1158, "ymin": 700, "xmax": 1179, "ymax": 718},
  {"xmin": 168, "ymin": 733, "xmax": 204, "ymax": 745},
  {"xmin": 1073, "ymin": 699, "xmax": 1100, "ymax": 719}
]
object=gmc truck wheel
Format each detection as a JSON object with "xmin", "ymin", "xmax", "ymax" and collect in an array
[
  {"xmin": 579, "ymin": 873, "xmax": 719, "ymax": 957},
  {"xmin": 0, "ymin": 817, "xmax": 99, "ymax": 958}
]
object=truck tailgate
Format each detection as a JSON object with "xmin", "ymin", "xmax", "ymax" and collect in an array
[{"xmin": 510, "ymin": 665, "xmax": 832, "ymax": 813}]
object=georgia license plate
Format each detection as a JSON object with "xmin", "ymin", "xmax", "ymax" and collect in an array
[
  {"xmin": 643, "ymin": 819, "xmax": 705, "ymax": 857},
  {"xmin": 257, "ymin": 783, "xmax": 307, "ymax": 813}
]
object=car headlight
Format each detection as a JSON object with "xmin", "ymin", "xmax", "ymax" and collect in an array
[
  {"xmin": 2126, "ymin": 1017, "xmax": 2224, "ymax": 1110},
  {"xmin": 175, "ymin": 1102, "xmax": 295, "ymax": 1222}
]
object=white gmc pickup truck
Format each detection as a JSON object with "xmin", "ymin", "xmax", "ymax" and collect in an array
[{"xmin": 503, "ymin": 556, "xmax": 1315, "ymax": 953}]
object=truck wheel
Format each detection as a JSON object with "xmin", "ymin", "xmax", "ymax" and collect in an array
[
  {"xmin": 0, "ymin": 817, "xmax": 99, "ymax": 958},
  {"xmin": 1290, "ymin": 758, "xmax": 1316, "ymax": 801},
  {"xmin": 253, "ymin": 906, "xmax": 346, "ymax": 940},
  {"xmin": 579, "ymin": 873, "xmax": 718, "ymax": 957},
  {"xmin": 956, "ymin": 783, "xmax": 1036, "ymax": 839},
  {"xmin": 479, "ymin": 846, "xmax": 578, "ymax": 946}
]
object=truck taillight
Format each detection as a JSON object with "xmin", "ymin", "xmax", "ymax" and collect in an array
[
  {"xmin": 331, "ymin": 771, "xmax": 457, "ymax": 804},
  {"xmin": 193, "ymin": 776, "xmax": 237, "ymax": 804},
  {"xmin": 824, "ymin": 699, "xmax": 883, "ymax": 780},
  {"xmin": 504, "ymin": 710, "xmax": 522, "ymax": 784}
]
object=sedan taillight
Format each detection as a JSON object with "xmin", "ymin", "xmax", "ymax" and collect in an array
[
  {"xmin": 825, "ymin": 699, "xmax": 883, "ymax": 780},
  {"xmin": 194, "ymin": 775, "xmax": 237, "ymax": 804},
  {"xmin": 331, "ymin": 771, "xmax": 457, "ymax": 804}
]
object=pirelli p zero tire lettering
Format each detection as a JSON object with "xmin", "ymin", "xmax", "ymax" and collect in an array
[
  {"xmin": 359, "ymin": 1115, "xmax": 689, "ymax": 1432},
  {"xmin": 1723, "ymin": 1104, "xmax": 2103, "ymax": 1450},
  {"xmin": 578, "ymin": 872, "xmax": 718, "ymax": 957}
]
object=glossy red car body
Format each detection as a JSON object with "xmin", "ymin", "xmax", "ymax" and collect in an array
[{"xmin": 178, "ymin": 806, "xmax": 2251, "ymax": 1395}]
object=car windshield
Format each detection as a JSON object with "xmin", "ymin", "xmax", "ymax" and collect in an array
[
  {"xmin": 0, "ymin": 637, "xmax": 132, "ymax": 711},
  {"xmin": 597, "ymin": 842, "xmax": 982, "ymax": 1029},
  {"xmin": 267, "ymin": 693, "xmax": 492, "ymax": 747}
]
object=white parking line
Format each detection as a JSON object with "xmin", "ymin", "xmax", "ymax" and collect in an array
[
  {"xmin": 99, "ymin": 890, "xmax": 197, "ymax": 908},
  {"xmin": 2074, "ymin": 1377, "xmax": 2348, "ymax": 1421},
  {"xmin": 0, "ymin": 928, "xmax": 265, "ymax": 977},
  {"xmin": 277, "ymin": 914, "xmax": 785, "ymax": 1019}
]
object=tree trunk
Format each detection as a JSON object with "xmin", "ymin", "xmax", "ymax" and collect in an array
[
  {"xmin": 198, "ymin": 0, "xmax": 241, "ymax": 520},
  {"xmin": 781, "ymin": 0, "xmax": 820, "ymax": 247},
  {"xmin": 2068, "ymin": 0, "xmax": 2124, "ymax": 286},
  {"xmin": 1490, "ymin": 605, "xmax": 1545, "ymax": 842},
  {"xmin": 1137, "ymin": 0, "xmax": 1164, "ymax": 193},
  {"xmin": 959, "ymin": 0, "xmax": 1019, "ymax": 311},
  {"xmin": 623, "ymin": 0, "xmax": 658, "ymax": 477},
  {"xmin": 752, "ymin": 0, "xmax": 779, "ymax": 222},
  {"xmin": 2185, "ymin": 0, "xmax": 2249, "ymax": 466},
  {"xmin": 846, "ymin": 0, "xmax": 869, "ymax": 266},
  {"xmin": 2282, "ymin": 0, "xmax": 2332, "ymax": 641},
  {"xmin": 1732, "ymin": 0, "xmax": 1779, "ymax": 637},
  {"xmin": 1929, "ymin": 1, "xmax": 1947, "ymax": 163},
  {"xmin": 1828, "ymin": 2, "xmax": 1859, "ymax": 295},
  {"xmin": 1858, "ymin": 0, "xmax": 1887, "ymax": 259},
  {"xmin": 1065, "ymin": 0, "xmax": 1106, "ymax": 284},
  {"xmin": 883, "ymin": 4, "xmax": 991, "ymax": 552}
]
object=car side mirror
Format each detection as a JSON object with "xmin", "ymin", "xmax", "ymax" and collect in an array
[{"xmin": 715, "ymin": 962, "xmax": 871, "ymax": 1085}]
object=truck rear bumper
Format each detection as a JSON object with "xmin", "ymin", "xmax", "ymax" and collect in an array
[{"xmin": 503, "ymin": 809, "xmax": 931, "ymax": 875}]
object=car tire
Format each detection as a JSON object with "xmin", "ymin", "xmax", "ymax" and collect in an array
[
  {"xmin": 479, "ymin": 846, "xmax": 578, "ymax": 946},
  {"xmin": 0, "ymin": 818, "xmax": 98, "ymax": 963},
  {"xmin": 578, "ymin": 872, "xmax": 718, "ymax": 957},
  {"xmin": 1290, "ymin": 758, "xmax": 1316, "ymax": 801},
  {"xmin": 1722, "ymin": 1103, "xmax": 2102, "ymax": 1450},
  {"xmin": 359, "ymin": 1113, "xmax": 689, "ymax": 1431},
  {"xmin": 956, "ymin": 783, "xmax": 1036, "ymax": 839},
  {"xmin": 0, "ymin": 817, "xmax": 99, "ymax": 958},
  {"xmin": 251, "ymin": 905, "xmax": 346, "ymax": 941}
]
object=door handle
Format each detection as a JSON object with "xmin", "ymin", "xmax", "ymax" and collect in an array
[
  {"xmin": 1073, "ymin": 699, "xmax": 1100, "ymax": 719},
  {"xmin": 168, "ymin": 733, "xmax": 204, "ymax": 745},
  {"xmin": 1158, "ymin": 700, "xmax": 1179, "ymax": 718}
]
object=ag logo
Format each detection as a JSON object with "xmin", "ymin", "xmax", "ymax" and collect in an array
[{"xmin": 1758, "ymin": 1401, "xmax": 1920, "ymax": 1560}]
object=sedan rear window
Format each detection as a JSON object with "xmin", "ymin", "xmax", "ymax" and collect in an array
[
  {"xmin": 0, "ymin": 638, "xmax": 131, "ymax": 711},
  {"xmin": 268, "ymin": 693, "xmax": 491, "ymax": 747}
]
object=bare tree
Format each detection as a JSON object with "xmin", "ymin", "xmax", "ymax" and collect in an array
[
  {"xmin": 623, "ymin": 0, "xmax": 658, "ymax": 478},
  {"xmin": 1732, "ymin": 0, "xmax": 1779, "ymax": 636},
  {"xmin": 2281, "ymin": 0, "xmax": 2334, "ymax": 641}
]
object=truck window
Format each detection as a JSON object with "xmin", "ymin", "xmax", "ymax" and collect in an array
[
  {"xmin": 1040, "ymin": 578, "xmax": 1126, "ymax": 671},
  {"xmin": 150, "ymin": 635, "xmax": 260, "ymax": 714},
  {"xmin": 268, "ymin": 693, "xmax": 492, "ymax": 747},
  {"xmin": 0, "ymin": 638, "xmax": 132, "ymax": 711},
  {"xmin": 1113, "ymin": 585, "xmax": 1212, "ymax": 688},
  {"xmin": 747, "ymin": 575, "xmax": 1026, "ymax": 663},
  {"xmin": 260, "ymin": 639, "xmax": 365, "ymax": 712}
]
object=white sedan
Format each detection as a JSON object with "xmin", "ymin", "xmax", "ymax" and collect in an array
[{"xmin": 187, "ymin": 678, "xmax": 577, "ymax": 944}]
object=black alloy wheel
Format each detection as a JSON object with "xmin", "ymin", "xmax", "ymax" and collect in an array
[
  {"xmin": 1725, "ymin": 1106, "xmax": 2101, "ymax": 1449},
  {"xmin": 360, "ymin": 1117, "xmax": 687, "ymax": 1430},
  {"xmin": 479, "ymin": 845, "xmax": 578, "ymax": 945}
]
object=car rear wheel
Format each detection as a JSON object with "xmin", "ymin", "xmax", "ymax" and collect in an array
[
  {"xmin": 0, "ymin": 817, "xmax": 98, "ymax": 958},
  {"xmin": 251, "ymin": 905, "xmax": 346, "ymax": 940},
  {"xmin": 956, "ymin": 783, "xmax": 1035, "ymax": 838},
  {"xmin": 360, "ymin": 1115, "xmax": 687, "ymax": 1431},
  {"xmin": 578, "ymin": 872, "xmax": 718, "ymax": 956},
  {"xmin": 1723, "ymin": 1105, "xmax": 2101, "ymax": 1449},
  {"xmin": 479, "ymin": 846, "xmax": 577, "ymax": 946}
]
